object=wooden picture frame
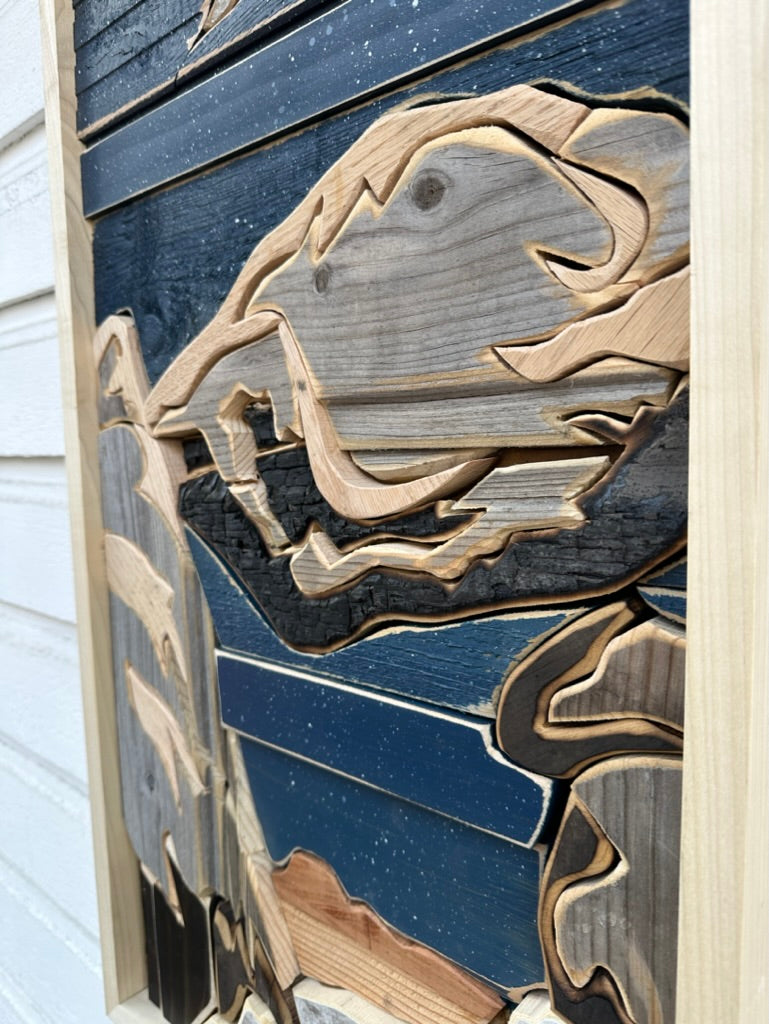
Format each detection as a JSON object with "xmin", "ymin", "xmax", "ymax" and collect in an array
[{"xmin": 40, "ymin": 0, "xmax": 768, "ymax": 1020}]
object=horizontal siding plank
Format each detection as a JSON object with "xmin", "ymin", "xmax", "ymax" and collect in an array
[
  {"xmin": 0, "ymin": 458, "xmax": 76, "ymax": 622},
  {"xmin": 0, "ymin": 735, "xmax": 100, "ymax": 938},
  {"xmin": 0, "ymin": 853, "xmax": 107, "ymax": 1024},
  {"xmin": 0, "ymin": 294, "xmax": 65, "ymax": 456},
  {"xmin": 0, "ymin": 600, "xmax": 87, "ymax": 783},
  {"xmin": 0, "ymin": 0, "xmax": 44, "ymax": 150},
  {"xmin": 80, "ymin": 0, "xmax": 605, "ymax": 214},
  {"xmin": 0, "ymin": 126, "xmax": 55, "ymax": 305}
]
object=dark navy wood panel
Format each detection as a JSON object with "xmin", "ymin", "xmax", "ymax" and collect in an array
[
  {"xmin": 75, "ymin": 0, "xmax": 327, "ymax": 134},
  {"xmin": 218, "ymin": 651, "xmax": 553, "ymax": 845},
  {"xmin": 638, "ymin": 557, "xmax": 686, "ymax": 622},
  {"xmin": 187, "ymin": 528, "xmax": 580, "ymax": 717},
  {"xmin": 240, "ymin": 738, "xmax": 545, "ymax": 990},
  {"xmin": 77, "ymin": 0, "xmax": 677, "ymax": 215},
  {"xmin": 91, "ymin": 0, "xmax": 689, "ymax": 381}
]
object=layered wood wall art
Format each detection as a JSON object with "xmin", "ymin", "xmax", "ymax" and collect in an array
[{"xmin": 75, "ymin": 1, "xmax": 690, "ymax": 1022}]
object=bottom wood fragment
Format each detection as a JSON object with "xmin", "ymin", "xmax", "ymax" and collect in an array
[
  {"xmin": 273, "ymin": 851, "xmax": 504, "ymax": 1024},
  {"xmin": 293, "ymin": 977, "xmax": 410, "ymax": 1024}
]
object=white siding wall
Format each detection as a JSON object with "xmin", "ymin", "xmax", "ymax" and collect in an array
[{"xmin": 0, "ymin": 2, "xmax": 110, "ymax": 1020}]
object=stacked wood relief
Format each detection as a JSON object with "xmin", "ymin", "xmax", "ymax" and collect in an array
[{"xmin": 80, "ymin": 1, "xmax": 689, "ymax": 1022}]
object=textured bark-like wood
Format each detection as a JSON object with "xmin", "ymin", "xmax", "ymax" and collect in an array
[
  {"xmin": 544, "ymin": 756, "xmax": 682, "ymax": 1024},
  {"xmin": 558, "ymin": 108, "xmax": 689, "ymax": 283},
  {"xmin": 550, "ymin": 616, "xmax": 685, "ymax": 732},
  {"xmin": 496, "ymin": 601, "xmax": 682, "ymax": 779},
  {"xmin": 273, "ymin": 851, "xmax": 505, "ymax": 1024},
  {"xmin": 289, "ymin": 456, "xmax": 609, "ymax": 594},
  {"xmin": 181, "ymin": 390, "xmax": 688, "ymax": 652},
  {"xmin": 293, "ymin": 978, "xmax": 411, "ymax": 1024},
  {"xmin": 496, "ymin": 267, "xmax": 689, "ymax": 382}
]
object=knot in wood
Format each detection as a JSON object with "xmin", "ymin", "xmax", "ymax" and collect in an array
[{"xmin": 410, "ymin": 170, "xmax": 448, "ymax": 211}]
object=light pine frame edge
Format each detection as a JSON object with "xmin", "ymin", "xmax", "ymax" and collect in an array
[
  {"xmin": 40, "ymin": 0, "xmax": 769, "ymax": 1019},
  {"xmin": 679, "ymin": 1, "xmax": 769, "ymax": 1020}
]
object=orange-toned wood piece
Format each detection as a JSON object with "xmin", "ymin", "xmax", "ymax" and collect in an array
[{"xmin": 273, "ymin": 850, "xmax": 505, "ymax": 1024}]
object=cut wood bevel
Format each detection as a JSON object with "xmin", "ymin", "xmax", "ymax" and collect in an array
[
  {"xmin": 125, "ymin": 663, "xmax": 207, "ymax": 808},
  {"xmin": 542, "ymin": 159, "xmax": 648, "ymax": 293},
  {"xmin": 241, "ymin": 739, "xmax": 544, "ymax": 990},
  {"xmin": 96, "ymin": 322, "xmax": 299, "ymax": 992},
  {"xmin": 273, "ymin": 851, "xmax": 505, "ymax": 1024},
  {"xmin": 181, "ymin": 390, "xmax": 688, "ymax": 653},
  {"xmin": 293, "ymin": 978, "xmax": 411, "ymax": 1024},
  {"xmin": 217, "ymin": 650, "xmax": 553, "ymax": 846},
  {"xmin": 538, "ymin": 795, "xmax": 628, "ymax": 1024},
  {"xmin": 496, "ymin": 267, "xmax": 689, "ymax": 383},
  {"xmin": 289, "ymin": 456, "xmax": 609, "ymax": 595},
  {"xmin": 558, "ymin": 107, "xmax": 689, "ymax": 283},
  {"xmin": 561, "ymin": 617, "xmax": 684, "ymax": 727},
  {"xmin": 322, "ymin": 359, "xmax": 675, "ymax": 450},
  {"xmin": 496, "ymin": 601, "xmax": 682, "ymax": 779},
  {"xmin": 186, "ymin": 527, "xmax": 587, "ymax": 716},
  {"xmin": 350, "ymin": 447, "xmax": 497, "ymax": 483},
  {"xmin": 549, "ymin": 616, "xmax": 685, "ymax": 732},
  {"xmin": 551, "ymin": 756, "xmax": 683, "ymax": 1024},
  {"xmin": 636, "ymin": 586, "xmax": 686, "ymax": 625},
  {"xmin": 144, "ymin": 86, "xmax": 688, "ymax": 424}
]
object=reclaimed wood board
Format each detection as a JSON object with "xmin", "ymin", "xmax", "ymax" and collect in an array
[
  {"xmin": 185, "ymin": 527, "xmax": 587, "ymax": 717},
  {"xmin": 276, "ymin": 854, "xmax": 504, "ymax": 1024},
  {"xmin": 217, "ymin": 650, "xmax": 553, "ymax": 845},
  {"xmin": 239, "ymin": 737, "xmax": 546, "ymax": 992},
  {"xmin": 84, "ymin": 0, "xmax": 689, "ymax": 220}
]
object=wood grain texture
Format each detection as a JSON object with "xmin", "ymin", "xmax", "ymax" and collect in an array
[
  {"xmin": 274, "ymin": 852, "xmax": 505, "ymax": 1024},
  {"xmin": 496, "ymin": 601, "xmax": 682, "ymax": 778},
  {"xmin": 678, "ymin": 2, "xmax": 769, "ymax": 1019},
  {"xmin": 79, "ymin": 1, "xmax": 601, "ymax": 209},
  {"xmin": 551, "ymin": 756, "xmax": 682, "ymax": 1024},
  {"xmin": 185, "ymin": 528, "xmax": 587, "ymax": 716},
  {"xmin": 549, "ymin": 616, "xmax": 685, "ymax": 732},
  {"xmin": 293, "ymin": 978, "xmax": 411, "ymax": 1024},
  {"xmin": 180, "ymin": 390, "xmax": 688, "ymax": 652},
  {"xmin": 217, "ymin": 650, "xmax": 553, "ymax": 846},
  {"xmin": 496, "ymin": 267, "xmax": 689, "ymax": 382},
  {"xmin": 288, "ymin": 457, "xmax": 609, "ymax": 594},
  {"xmin": 39, "ymin": 0, "xmax": 146, "ymax": 1008},
  {"xmin": 91, "ymin": 0, "xmax": 689, "ymax": 384},
  {"xmin": 241, "ymin": 738, "xmax": 544, "ymax": 991}
]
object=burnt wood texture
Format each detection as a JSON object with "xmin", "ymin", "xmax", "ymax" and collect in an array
[{"xmin": 82, "ymin": 2, "xmax": 689, "ymax": 1024}]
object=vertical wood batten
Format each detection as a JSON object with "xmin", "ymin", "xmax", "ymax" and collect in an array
[
  {"xmin": 39, "ymin": 0, "xmax": 146, "ymax": 1010},
  {"xmin": 679, "ymin": 1, "xmax": 769, "ymax": 1019}
]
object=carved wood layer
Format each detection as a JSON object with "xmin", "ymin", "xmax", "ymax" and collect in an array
[{"xmin": 92, "ymin": 78, "xmax": 687, "ymax": 1024}]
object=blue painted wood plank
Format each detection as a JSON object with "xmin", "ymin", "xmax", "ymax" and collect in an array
[
  {"xmin": 186, "ymin": 527, "xmax": 582, "ymax": 717},
  {"xmin": 640, "ymin": 556, "xmax": 687, "ymax": 591},
  {"xmin": 81, "ymin": 0, "xmax": 606, "ymax": 214},
  {"xmin": 240, "ymin": 738, "xmax": 545, "ymax": 990},
  {"xmin": 637, "ymin": 586, "xmax": 686, "ymax": 624},
  {"xmin": 218, "ymin": 650, "xmax": 553, "ymax": 846}
]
